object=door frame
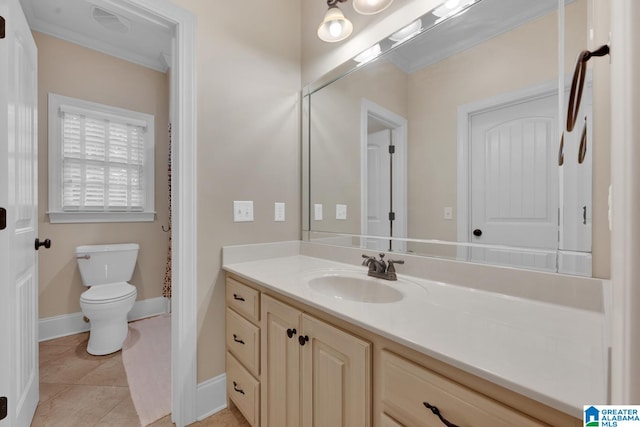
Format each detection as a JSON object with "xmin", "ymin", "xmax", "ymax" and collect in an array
[
  {"xmin": 456, "ymin": 79, "xmax": 559, "ymax": 258},
  {"xmin": 104, "ymin": 1, "xmax": 197, "ymax": 425},
  {"xmin": 360, "ymin": 98, "xmax": 407, "ymax": 249}
]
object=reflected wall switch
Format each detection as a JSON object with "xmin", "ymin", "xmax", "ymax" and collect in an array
[
  {"xmin": 443, "ymin": 207, "xmax": 453, "ymax": 220},
  {"xmin": 336, "ymin": 204, "xmax": 347, "ymax": 220},
  {"xmin": 274, "ymin": 202, "xmax": 285, "ymax": 222},
  {"xmin": 233, "ymin": 201, "xmax": 254, "ymax": 222},
  {"xmin": 314, "ymin": 204, "xmax": 323, "ymax": 221}
]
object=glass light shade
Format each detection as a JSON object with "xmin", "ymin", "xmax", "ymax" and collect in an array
[
  {"xmin": 352, "ymin": 0, "xmax": 394, "ymax": 15},
  {"xmin": 317, "ymin": 6, "xmax": 354, "ymax": 43},
  {"xmin": 354, "ymin": 43, "xmax": 382, "ymax": 63},
  {"xmin": 388, "ymin": 19, "xmax": 422, "ymax": 42}
]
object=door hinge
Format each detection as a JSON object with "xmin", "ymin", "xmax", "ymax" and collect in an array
[
  {"xmin": 0, "ymin": 16, "xmax": 5, "ymax": 39},
  {"xmin": 0, "ymin": 396, "xmax": 7, "ymax": 420},
  {"xmin": 388, "ymin": 144, "xmax": 395, "ymax": 154},
  {"xmin": 389, "ymin": 212, "xmax": 395, "ymax": 221},
  {"xmin": 0, "ymin": 207, "xmax": 5, "ymax": 230}
]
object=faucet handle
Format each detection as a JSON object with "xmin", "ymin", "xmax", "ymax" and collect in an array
[{"xmin": 387, "ymin": 259, "xmax": 404, "ymax": 273}]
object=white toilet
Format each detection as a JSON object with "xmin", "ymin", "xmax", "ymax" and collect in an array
[{"xmin": 76, "ymin": 243, "xmax": 139, "ymax": 355}]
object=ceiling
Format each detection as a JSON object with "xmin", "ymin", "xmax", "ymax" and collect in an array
[{"xmin": 20, "ymin": 0, "xmax": 174, "ymax": 72}]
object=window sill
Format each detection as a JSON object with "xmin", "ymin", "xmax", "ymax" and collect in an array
[{"xmin": 47, "ymin": 211, "xmax": 156, "ymax": 224}]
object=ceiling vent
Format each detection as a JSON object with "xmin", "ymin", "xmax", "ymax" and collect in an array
[{"xmin": 91, "ymin": 6, "xmax": 130, "ymax": 34}]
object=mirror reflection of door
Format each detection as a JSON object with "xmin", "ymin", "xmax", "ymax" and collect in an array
[
  {"xmin": 469, "ymin": 92, "xmax": 559, "ymax": 271},
  {"xmin": 361, "ymin": 100, "xmax": 407, "ymax": 251},
  {"xmin": 366, "ymin": 128, "xmax": 392, "ymax": 250}
]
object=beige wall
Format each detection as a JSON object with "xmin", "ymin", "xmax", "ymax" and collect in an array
[
  {"xmin": 310, "ymin": 60, "xmax": 408, "ymax": 234},
  {"xmin": 35, "ymin": 32, "xmax": 170, "ymax": 318},
  {"xmin": 170, "ymin": 0, "xmax": 302, "ymax": 382}
]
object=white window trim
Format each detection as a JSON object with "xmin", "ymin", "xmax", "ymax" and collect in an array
[{"xmin": 48, "ymin": 93, "xmax": 156, "ymax": 223}]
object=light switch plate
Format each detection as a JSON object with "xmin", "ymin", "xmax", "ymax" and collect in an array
[
  {"xmin": 233, "ymin": 201, "xmax": 254, "ymax": 222},
  {"xmin": 274, "ymin": 202, "xmax": 285, "ymax": 222},
  {"xmin": 336, "ymin": 204, "xmax": 347, "ymax": 220},
  {"xmin": 314, "ymin": 204, "xmax": 323, "ymax": 221}
]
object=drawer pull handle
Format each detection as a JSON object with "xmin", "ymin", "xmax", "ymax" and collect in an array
[
  {"xmin": 287, "ymin": 328, "xmax": 297, "ymax": 338},
  {"xmin": 233, "ymin": 381, "xmax": 245, "ymax": 395},
  {"xmin": 298, "ymin": 335, "xmax": 309, "ymax": 346},
  {"xmin": 233, "ymin": 293, "xmax": 245, "ymax": 301},
  {"xmin": 233, "ymin": 334, "xmax": 245, "ymax": 345},
  {"xmin": 423, "ymin": 402, "xmax": 459, "ymax": 427}
]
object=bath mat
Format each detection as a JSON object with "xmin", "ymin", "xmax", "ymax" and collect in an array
[{"xmin": 122, "ymin": 314, "xmax": 171, "ymax": 426}]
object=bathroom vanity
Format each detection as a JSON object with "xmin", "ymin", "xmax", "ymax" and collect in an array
[{"xmin": 222, "ymin": 242, "xmax": 608, "ymax": 427}]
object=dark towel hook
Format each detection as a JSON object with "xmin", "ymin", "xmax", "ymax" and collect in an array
[{"xmin": 567, "ymin": 44, "xmax": 609, "ymax": 132}]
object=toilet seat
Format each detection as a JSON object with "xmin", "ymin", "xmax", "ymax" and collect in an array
[{"xmin": 80, "ymin": 282, "xmax": 136, "ymax": 304}]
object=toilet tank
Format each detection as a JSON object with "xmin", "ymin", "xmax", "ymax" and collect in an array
[{"xmin": 76, "ymin": 243, "xmax": 139, "ymax": 286}]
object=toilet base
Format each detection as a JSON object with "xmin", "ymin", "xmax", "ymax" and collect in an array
[
  {"xmin": 86, "ymin": 315, "xmax": 130, "ymax": 355},
  {"xmin": 81, "ymin": 292, "xmax": 136, "ymax": 355}
]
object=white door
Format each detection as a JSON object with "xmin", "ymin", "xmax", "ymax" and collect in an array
[
  {"xmin": 470, "ymin": 93, "xmax": 558, "ymax": 270},
  {"xmin": 0, "ymin": 1, "xmax": 39, "ymax": 426},
  {"xmin": 366, "ymin": 129, "xmax": 391, "ymax": 250}
]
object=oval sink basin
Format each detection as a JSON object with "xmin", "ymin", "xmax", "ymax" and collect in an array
[{"xmin": 307, "ymin": 274, "xmax": 403, "ymax": 303}]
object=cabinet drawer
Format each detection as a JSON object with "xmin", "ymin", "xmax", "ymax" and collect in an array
[
  {"xmin": 226, "ymin": 308, "xmax": 260, "ymax": 376},
  {"xmin": 227, "ymin": 277, "xmax": 260, "ymax": 323},
  {"xmin": 227, "ymin": 352, "xmax": 260, "ymax": 427},
  {"xmin": 381, "ymin": 413, "xmax": 404, "ymax": 427},
  {"xmin": 380, "ymin": 351, "xmax": 547, "ymax": 427}
]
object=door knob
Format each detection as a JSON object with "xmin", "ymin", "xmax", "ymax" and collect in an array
[
  {"xmin": 472, "ymin": 229, "xmax": 482, "ymax": 237},
  {"xmin": 35, "ymin": 238, "xmax": 51, "ymax": 250}
]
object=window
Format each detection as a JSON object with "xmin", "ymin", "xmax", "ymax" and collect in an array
[{"xmin": 48, "ymin": 93, "xmax": 155, "ymax": 223}]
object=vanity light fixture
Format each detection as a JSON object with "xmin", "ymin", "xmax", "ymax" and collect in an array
[
  {"xmin": 388, "ymin": 19, "xmax": 423, "ymax": 43},
  {"xmin": 352, "ymin": 0, "xmax": 394, "ymax": 15},
  {"xmin": 318, "ymin": 0, "xmax": 394, "ymax": 43},
  {"xmin": 354, "ymin": 43, "xmax": 382, "ymax": 64},
  {"xmin": 317, "ymin": 0, "xmax": 354, "ymax": 43},
  {"xmin": 432, "ymin": 0, "xmax": 476, "ymax": 23}
]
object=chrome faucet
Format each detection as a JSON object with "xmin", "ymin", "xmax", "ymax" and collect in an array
[{"xmin": 361, "ymin": 253, "xmax": 404, "ymax": 281}]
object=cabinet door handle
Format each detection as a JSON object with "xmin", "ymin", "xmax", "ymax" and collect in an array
[
  {"xmin": 233, "ymin": 381, "xmax": 245, "ymax": 395},
  {"xmin": 423, "ymin": 402, "xmax": 459, "ymax": 427},
  {"xmin": 287, "ymin": 328, "xmax": 297, "ymax": 338},
  {"xmin": 232, "ymin": 334, "xmax": 245, "ymax": 345},
  {"xmin": 298, "ymin": 335, "xmax": 309, "ymax": 346},
  {"xmin": 233, "ymin": 293, "xmax": 245, "ymax": 301}
]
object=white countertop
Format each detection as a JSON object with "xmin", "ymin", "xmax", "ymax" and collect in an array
[{"xmin": 223, "ymin": 254, "xmax": 608, "ymax": 418}]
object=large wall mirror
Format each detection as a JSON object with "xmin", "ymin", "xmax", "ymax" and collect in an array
[{"xmin": 303, "ymin": 0, "xmax": 610, "ymax": 277}]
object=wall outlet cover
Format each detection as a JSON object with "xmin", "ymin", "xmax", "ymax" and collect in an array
[
  {"xmin": 336, "ymin": 204, "xmax": 347, "ymax": 220},
  {"xmin": 314, "ymin": 204, "xmax": 323, "ymax": 221},
  {"xmin": 443, "ymin": 207, "xmax": 453, "ymax": 220},
  {"xmin": 233, "ymin": 201, "xmax": 254, "ymax": 222}
]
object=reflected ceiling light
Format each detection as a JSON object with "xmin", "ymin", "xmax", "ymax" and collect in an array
[
  {"xmin": 388, "ymin": 19, "xmax": 422, "ymax": 43},
  {"xmin": 317, "ymin": 0, "xmax": 354, "ymax": 43},
  {"xmin": 352, "ymin": 0, "xmax": 394, "ymax": 15},
  {"xmin": 432, "ymin": 0, "xmax": 476, "ymax": 24},
  {"xmin": 354, "ymin": 43, "xmax": 381, "ymax": 64}
]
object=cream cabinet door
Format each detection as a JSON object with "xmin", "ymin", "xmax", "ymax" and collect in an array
[
  {"xmin": 261, "ymin": 295, "xmax": 301, "ymax": 427},
  {"xmin": 300, "ymin": 314, "xmax": 371, "ymax": 427}
]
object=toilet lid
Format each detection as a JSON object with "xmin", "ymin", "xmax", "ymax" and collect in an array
[{"xmin": 81, "ymin": 282, "xmax": 136, "ymax": 303}]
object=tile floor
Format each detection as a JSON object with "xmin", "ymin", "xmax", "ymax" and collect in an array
[{"xmin": 33, "ymin": 332, "xmax": 249, "ymax": 427}]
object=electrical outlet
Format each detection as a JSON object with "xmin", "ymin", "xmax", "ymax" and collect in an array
[
  {"xmin": 233, "ymin": 201, "xmax": 254, "ymax": 222},
  {"xmin": 274, "ymin": 202, "xmax": 285, "ymax": 222},
  {"xmin": 443, "ymin": 207, "xmax": 453, "ymax": 220},
  {"xmin": 336, "ymin": 204, "xmax": 347, "ymax": 220},
  {"xmin": 314, "ymin": 204, "xmax": 323, "ymax": 221}
]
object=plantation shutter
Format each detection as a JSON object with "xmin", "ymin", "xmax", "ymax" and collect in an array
[{"xmin": 60, "ymin": 105, "xmax": 146, "ymax": 212}]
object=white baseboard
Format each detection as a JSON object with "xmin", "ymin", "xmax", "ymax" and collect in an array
[
  {"xmin": 196, "ymin": 373, "xmax": 227, "ymax": 421},
  {"xmin": 39, "ymin": 296, "xmax": 170, "ymax": 342}
]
